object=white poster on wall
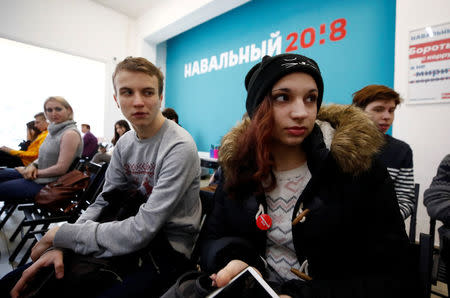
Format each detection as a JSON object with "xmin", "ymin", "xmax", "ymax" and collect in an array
[{"xmin": 408, "ymin": 22, "xmax": 450, "ymax": 104}]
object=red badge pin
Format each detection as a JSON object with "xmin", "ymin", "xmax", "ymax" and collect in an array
[
  {"xmin": 255, "ymin": 204, "xmax": 272, "ymax": 230},
  {"xmin": 256, "ymin": 213, "xmax": 272, "ymax": 230}
]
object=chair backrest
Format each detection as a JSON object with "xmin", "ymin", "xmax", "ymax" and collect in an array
[
  {"xmin": 418, "ymin": 232, "xmax": 434, "ymax": 298},
  {"xmin": 69, "ymin": 157, "xmax": 83, "ymax": 171},
  {"xmin": 190, "ymin": 187, "xmax": 216, "ymax": 264},
  {"xmin": 67, "ymin": 161, "xmax": 108, "ymax": 219},
  {"xmin": 409, "ymin": 183, "xmax": 420, "ymax": 242}
]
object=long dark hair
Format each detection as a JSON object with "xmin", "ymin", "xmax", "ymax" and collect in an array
[
  {"xmin": 111, "ymin": 120, "xmax": 131, "ymax": 145},
  {"xmin": 224, "ymin": 98, "xmax": 277, "ymax": 199},
  {"xmin": 27, "ymin": 121, "xmax": 40, "ymax": 141}
]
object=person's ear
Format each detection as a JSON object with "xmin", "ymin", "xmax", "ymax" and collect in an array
[
  {"xmin": 158, "ymin": 94, "xmax": 163, "ymax": 108},
  {"xmin": 113, "ymin": 95, "xmax": 120, "ymax": 109}
]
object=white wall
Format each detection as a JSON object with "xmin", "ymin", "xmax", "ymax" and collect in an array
[
  {"xmin": 394, "ymin": 0, "xmax": 450, "ymax": 243},
  {"xmin": 0, "ymin": 0, "xmax": 136, "ymax": 141},
  {"xmin": 134, "ymin": 0, "xmax": 250, "ymax": 109},
  {"xmin": 136, "ymin": 0, "xmax": 249, "ymax": 44}
]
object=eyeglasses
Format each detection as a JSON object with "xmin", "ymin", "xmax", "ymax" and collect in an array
[{"xmin": 45, "ymin": 107, "xmax": 63, "ymax": 113}]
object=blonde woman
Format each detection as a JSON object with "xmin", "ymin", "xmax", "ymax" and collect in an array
[{"xmin": 0, "ymin": 96, "xmax": 82, "ymax": 201}]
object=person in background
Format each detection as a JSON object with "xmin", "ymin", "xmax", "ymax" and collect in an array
[
  {"xmin": 352, "ymin": 85, "xmax": 415, "ymax": 220},
  {"xmin": 0, "ymin": 112, "xmax": 49, "ymax": 168},
  {"xmin": 91, "ymin": 120, "xmax": 131, "ymax": 164},
  {"xmin": 0, "ymin": 97, "xmax": 82, "ymax": 201},
  {"xmin": 5, "ymin": 57, "xmax": 201, "ymax": 298},
  {"xmin": 162, "ymin": 107, "xmax": 179, "ymax": 125},
  {"xmin": 17, "ymin": 121, "xmax": 40, "ymax": 151},
  {"xmin": 81, "ymin": 123, "xmax": 98, "ymax": 160},
  {"xmin": 91, "ymin": 142, "xmax": 110, "ymax": 164},
  {"xmin": 423, "ymin": 154, "xmax": 450, "ymax": 288},
  {"xmin": 199, "ymin": 54, "xmax": 415, "ymax": 298},
  {"xmin": 111, "ymin": 119, "xmax": 131, "ymax": 146}
]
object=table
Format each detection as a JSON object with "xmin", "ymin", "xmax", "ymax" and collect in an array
[{"xmin": 198, "ymin": 151, "xmax": 219, "ymax": 169}]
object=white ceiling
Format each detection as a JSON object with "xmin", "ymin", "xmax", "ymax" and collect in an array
[{"xmin": 92, "ymin": 0, "xmax": 160, "ymax": 18}]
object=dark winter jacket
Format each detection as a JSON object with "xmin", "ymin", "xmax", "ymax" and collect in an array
[{"xmin": 200, "ymin": 105, "xmax": 418, "ymax": 298}]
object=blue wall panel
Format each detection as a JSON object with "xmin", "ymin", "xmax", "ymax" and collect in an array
[{"xmin": 165, "ymin": 0, "xmax": 396, "ymax": 151}]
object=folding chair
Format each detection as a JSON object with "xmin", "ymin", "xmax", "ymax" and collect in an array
[
  {"xmin": 8, "ymin": 161, "xmax": 107, "ymax": 266},
  {"xmin": 418, "ymin": 232, "xmax": 434, "ymax": 298},
  {"xmin": 429, "ymin": 218, "xmax": 449, "ymax": 297},
  {"xmin": 189, "ymin": 185, "xmax": 216, "ymax": 267},
  {"xmin": 409, "ymin": 183, "xmax": 420, "ymax": 243},
  {"xmin": 0, "ymin": 157, "xmax": 83, "ymax": 230}
]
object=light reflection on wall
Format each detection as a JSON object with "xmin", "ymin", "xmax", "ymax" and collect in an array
[{"xmin": 0, "ymin": 37, "xmax": 105, "ymax": 148}]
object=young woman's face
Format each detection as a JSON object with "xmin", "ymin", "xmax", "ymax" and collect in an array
[
  {"xmin": 116, "ymin": 124, "xmax": 127, "ymax": 136},
  {"xmin": 270, "ymin": 72, "xmax": 318, "ymax": 148},
  {"xmin": 44, "ymin": 100, "xmax": 71, "ymax": 124}
]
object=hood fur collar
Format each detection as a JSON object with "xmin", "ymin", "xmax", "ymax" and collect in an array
[{"xmin": 219, "ymin": 104, "xmax": 385, "ymax": 176}]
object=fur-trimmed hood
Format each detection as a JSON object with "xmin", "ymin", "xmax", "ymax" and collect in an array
[{"xmin": 219, "ymin": 104, "xmax": 385, "ymax": 177}]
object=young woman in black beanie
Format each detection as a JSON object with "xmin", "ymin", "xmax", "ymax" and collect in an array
[{"xmin": 199, "ymin": 53, "xmax": 418, "ymax": 298}]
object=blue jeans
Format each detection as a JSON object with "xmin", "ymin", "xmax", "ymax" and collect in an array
[{"xmin": 0, "ymin": 168, "xmax": 44, "ymax": 201}]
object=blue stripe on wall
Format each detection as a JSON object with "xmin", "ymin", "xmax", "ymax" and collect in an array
[{"xmin": 165, "ymin": 0, "xmax": 396, "ymax": 151}]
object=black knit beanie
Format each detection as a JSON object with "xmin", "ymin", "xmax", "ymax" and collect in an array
[{"xmin": 245, "ymin": 53, "xmax": 324, "ymax": 118}]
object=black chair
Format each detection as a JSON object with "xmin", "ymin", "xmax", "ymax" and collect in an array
[
  {"xmin": 418, "ymin": 232, "xmax": 434, "ymax": 298},
  {"xmin": 409, "ymin": 183, "xmax": 420, "ymax": 243},
  {"xmin": 189, "ymin": 186, "xmax": 216, "ymax": 266},
  {"xmin": 429, "ymin": 218, "xmax": 449, "ymax": 297},
  {"xmin": 8, "ymin": 161, "xmax": 107, "ymax": 267},
  {"xmin": 0, "ymin": 157, "xmax": 83, "ymax": 230}
]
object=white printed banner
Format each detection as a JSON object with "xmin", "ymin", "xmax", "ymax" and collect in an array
[{"xmin": 408, "ymin": 22, "xmax": 450, "ymax": 104}]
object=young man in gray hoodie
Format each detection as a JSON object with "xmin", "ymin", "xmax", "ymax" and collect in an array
[{"xmin": 9, "ymin": 57, "xmax": 202, "ymax": 297}]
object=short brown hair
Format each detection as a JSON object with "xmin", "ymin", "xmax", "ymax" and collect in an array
[
  {"xmin": 81, "ymin": 124, "xmax": 90, "ymax": 130},
  {"xmin": 352, "ymin": 85, "xmax": 402, "ymax": 109},
  {"xmin": 112, "ymin": 56, "xmax": 164, "ymax": 96},
  {"xmin": 34, "ymin": 112, "xmax": 46, "ymax": 121}
]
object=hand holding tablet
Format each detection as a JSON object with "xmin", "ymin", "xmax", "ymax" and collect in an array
[{"xmin": 207, "ymin": 267, "xmax": 278, "ymax": 298}]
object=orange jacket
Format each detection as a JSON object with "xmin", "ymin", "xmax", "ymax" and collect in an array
[{"xmin": 9, "ymin": 130, "xmax": 48, "ymax": 166}]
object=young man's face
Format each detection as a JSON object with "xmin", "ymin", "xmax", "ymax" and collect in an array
[
  {"xmin": 113, "ymin": 70, "xmax": 162, "ymax": 135},
  {"xmin": 364, "ymin": 99, "xmax": 397, "ymax": 133},
  {"xmin": 81, "ymin": 125, "xmax": 88, "ymax": 133}
]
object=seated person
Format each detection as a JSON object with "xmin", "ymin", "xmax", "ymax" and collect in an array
[
  {"xmin": 81, "ymin": 123, "xmax": 98, "ymax": 160},
  {"xmin": 91, "ymin": 142, "xmax": 111, "ymax": 164},
  {"xmin": 162, "ymin": 107, "xmax": 179, "ymax": 125},
  {"xmin": 424, "ymin": 154, "xmax": 450, "ymax": 288},
  {"xmin": 18, "ymin": 121, "xmax": 40, "ymax": 151},
  {"xmin": 2, "ymin": 57, "xmax": 202, "ymax": 298},
  {"xmin": 0, "ymin": 99, "xmax": 81, "ymax": 201},
  {"xmin": 352, "ymin": 85, "xmax": 415, "ymax": 220},
  {"xmin": 199, "ymin": 54, "xmax": 416, "ymax": 298},
  {"xmin": 0, "ymin": 112, "xmax": 49, "ymax": 168},
  {"xmin": 91, "ymin": 120, "xmax": 131, "ymax": 164}
]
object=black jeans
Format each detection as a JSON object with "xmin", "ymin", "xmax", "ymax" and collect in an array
[
  {"xmin": 0, "ymin": 151, "xmax": 23, "ymax": 168},
  {"xmin": 0, "ymin": 248, "xmax": 193, "ymax": 298}
]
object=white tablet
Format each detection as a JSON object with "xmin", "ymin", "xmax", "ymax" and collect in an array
[{"xmin": 207, "ymin": 267, "xmax": 279, "ymax": 298}]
